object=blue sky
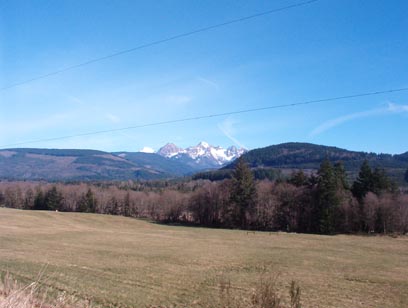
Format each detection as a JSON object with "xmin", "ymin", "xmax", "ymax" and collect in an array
[{"xmin": 1, "ymin": 0, "xmax": 407, "ymax": 154}]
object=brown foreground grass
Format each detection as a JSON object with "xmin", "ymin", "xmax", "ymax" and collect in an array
[
  {"xmin": 0, "ymin": 271, "xmax": 93, "ymax": 308},
  {"xmin": 0, "ymin": 207, "xmax": 407, "ymax": 307},
  {"xmin": 0, "ymin": 270, "xmax": 301, "ymax": 308}
]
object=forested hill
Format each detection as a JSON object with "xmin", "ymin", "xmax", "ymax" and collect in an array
[
  {"xmin": 225, "ymin": 143, "xmax": 408, "ymax": 169},
  {"xmin": 191, "ymin": 142, "xmax": 408, "ymax": 184}
]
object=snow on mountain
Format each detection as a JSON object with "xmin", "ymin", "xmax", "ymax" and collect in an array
[
  {"xmin": 139, "ymin": 146, "xmax": 155, "ymax": 153},
  {"xmin": 157, "ymin": 141, "xmax": 246, "ymax": 167},
  {"xmin": 157, "ymin": 143, "xmax": 185, "ymax": 158}
]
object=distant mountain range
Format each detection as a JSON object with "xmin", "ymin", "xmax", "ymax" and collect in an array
[
  {"xmin": 0, "ymin": 142, "xmax": 407, "ymax": 183},
  {"xmin": 0, "ymin": 142, "xmax": 245, "ymax": 181},
  {"xmin": 156, "ymin": 141, "xmax": 246, "ymax": 169}
]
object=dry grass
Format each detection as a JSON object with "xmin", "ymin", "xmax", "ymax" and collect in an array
[
  {"xmin": 0, "ymin": 207, "xmax": 407, "ymax": 307},
  {"xmin": 0, "ymin": 272, "xmax": 93, "ymax": 308},
  {"xmin": 1, "ymin": 270, "xmax": 299, "ymax": 308}
]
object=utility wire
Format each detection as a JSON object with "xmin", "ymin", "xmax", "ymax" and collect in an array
[
  {"xmin": 2, "ymin": 86, "xmax": 408, "ymax": 148},
  {"xmin": 1, "ymin": 0, "xmax": 319, "ymax": 91}
]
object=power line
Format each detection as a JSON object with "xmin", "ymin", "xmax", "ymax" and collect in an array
[
  {"xmin": 1, "ymin": 0, "xmax": 319, "ymax": 91},
  {"xmin": 2, "ymin": 86, "xmax": 408, "ymax": 148}
]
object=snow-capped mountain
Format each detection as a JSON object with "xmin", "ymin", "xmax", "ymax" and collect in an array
[
  {"xmin": 157, "ymin": 141, "xmax": 246, "ymax": 168},
  {"xmin": 157, "ymin": 143, "xmax": 184, "ymax": 158}
]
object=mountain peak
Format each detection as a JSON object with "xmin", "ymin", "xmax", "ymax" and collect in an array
[
  {"xmin": 197, "ymin": 141, "xmax": 210, "ymax": 148},
  {"xmin": 157, "ymin": 143, "xmax": 184, "ymax": 158},
  {"xmin": 156, "ymin": 141, "xmax": 246, "ymax": 168}
]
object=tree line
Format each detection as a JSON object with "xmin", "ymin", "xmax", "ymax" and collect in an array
[{"xmin": 1, "ymin": 159, "xmax": 407, "ymax": 234}]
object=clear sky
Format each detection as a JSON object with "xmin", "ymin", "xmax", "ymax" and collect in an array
[{"xmin": 1, "ymin": 0, "xmax": 407, "ymax": 154}]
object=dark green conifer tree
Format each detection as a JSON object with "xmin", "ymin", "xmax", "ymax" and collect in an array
[
  {"xmin": 230, "ymin": 157, "xmax": 256, "ymax": 229},
  {"xmin": 44, "ymin": 186, "xmax": 63, "ymax": 211},
  {"xmin": 352, "ymin": 161, "xmax": 394, "ymax": 199},
  {"xmin": 314, "ymin": 159, "xmax": 340, "ymax": 234},
  {"xmin": 334, "ymin": 162, "xmax": 349, "ymax": 190},
  {"xmin": 288, "ymin": 170, "xmax": 308, "ymax": 187},
  {"xmin": 371, "ymin": 167, "xmax": 392, "ymax": 195},
  {"xmin": 351, "ymin": 160, "xmax": 374, "ymax": 231},
  {"xmin": 77, "ymin": 189, "xmax": 97, "ymax": 213},
  {"xmin": 33, "ymin": 190, "xmax": 46, "ymax": 210},
  {"xmin": 351, "ymin": 160, "xmax": 373, "ymax": 201}
]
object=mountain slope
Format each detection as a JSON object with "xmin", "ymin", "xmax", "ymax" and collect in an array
[
  {"xmin": 0, "ymin": 148, "xmax": 168, "ymax": 181},
  {"xmin": 225, "ymin": 143, "xmax": 407, "ymax": 169},
  {"xmin": 113, "ymin": 152, "xmax": 196, "ymax": 176},
  {"xmin": 194, "ymin": 143, "xmax": 408, "ymax": 184},
  {"xmin": 0, "ymin": 141, "xmax": 246, "ymax": 181}
]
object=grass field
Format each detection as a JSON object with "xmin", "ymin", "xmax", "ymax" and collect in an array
[{"xmin": 0, "ymin": 207, "xmax": 407, "ymax": 307}]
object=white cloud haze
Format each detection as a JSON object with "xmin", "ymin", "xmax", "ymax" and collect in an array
[
  {"xmin": 218, "ymin": 117, "xmax": 247, "ymax": 149},
  {"xmin": 310, "ymin": 102, "xmax": 408, "ymax": 137}
]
